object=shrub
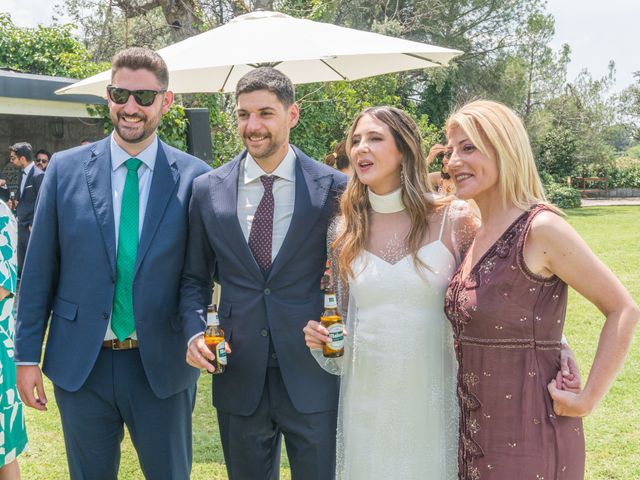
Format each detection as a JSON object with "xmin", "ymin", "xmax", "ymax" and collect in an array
[
  {"xmin": 545, "ymin": 182, "xmax": 582, "ymax": 209},
  {"xmin": 576, "ymin": 157, "xmax": 640, "ymax": 189}
]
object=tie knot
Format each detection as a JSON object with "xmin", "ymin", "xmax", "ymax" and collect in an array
[
  {"xmin": 260, "ymin": 175, "xmax": 276, "ymax": 191},
  {"xmin": 125, "ymin": 158, "xmax": 143, "ymax": 172}
]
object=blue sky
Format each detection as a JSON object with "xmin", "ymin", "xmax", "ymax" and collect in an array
[{"xmin": 3, "ymin": 0, "xmax": 638, "ymax": 93}]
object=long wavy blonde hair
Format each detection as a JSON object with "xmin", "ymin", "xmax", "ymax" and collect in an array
[
  {"xmin": 446, "ymin": 100, "xmax": 550, "ymax": 211},
  {"xmin": 335, "ymin": 106, "xmax": 439, "ymax": 280}
]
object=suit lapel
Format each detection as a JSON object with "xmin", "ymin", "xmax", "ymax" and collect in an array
[
  {"xmin": 17, "ymin": 167, "xmax": 33, "ymax": 201},
  {"xmin": 84, "ymin": 139, "xmax": 117, "ymax": 277},
  {"xmin": 24, "ymin": 168, "xmax": 34, "ymax": 192},
  {"xmin": 210, "ymin": 152, "xmax": 264, "ymax": 282},
  {"xmin": 135, "ymin": 140, "xmax": 179, "ymax": 275},
  {"xmin": 268, "ymin": 149, "xmax": 333, "ymax": 281}
]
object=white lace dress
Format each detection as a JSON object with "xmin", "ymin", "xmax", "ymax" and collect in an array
[{"xmin": 313, "ymin": 189, "xmax": 477, "ymax": 480}]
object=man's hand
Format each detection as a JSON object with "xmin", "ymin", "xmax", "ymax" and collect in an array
[
  {"xmin": 16, "ymin": 365, "xmax": 48, "ymax": 411},
  {"xmin": 186, "ymin": 334, "xmax": 231, "ymax": 373}
]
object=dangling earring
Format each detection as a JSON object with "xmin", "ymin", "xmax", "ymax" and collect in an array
[
  {"xmin": 440, "ymin": 164, "xmax": 450, "ymax": 180},
  {"xmin": 400, "ymin": 166, "xmax": 406, "ymax": 186}
]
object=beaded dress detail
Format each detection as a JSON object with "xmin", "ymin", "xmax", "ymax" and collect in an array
[
  {"xmin": 313, "ymin": 189, "xmax": 478, "ymax": 479},
  {"xmin": 445, "ymin": 205, "xmax": 585, "ymax": 480}
]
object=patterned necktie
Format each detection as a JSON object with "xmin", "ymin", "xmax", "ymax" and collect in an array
[
  {"xmin": 112, "ymin": 158, "xmax": 143, "ymax": 341},
  {"xmin": 248, "ymin": 175, "xmax": 276, "ymax": 271}
]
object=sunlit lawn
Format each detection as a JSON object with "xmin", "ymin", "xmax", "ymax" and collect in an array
[{"xmin": 19, "ymin": 206, "xmax": 639, "ymax": 479}]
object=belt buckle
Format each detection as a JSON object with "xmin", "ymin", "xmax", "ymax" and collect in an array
[{"xmin": 113, "ymin": 338, "xmax": 131, "ymax": 350}]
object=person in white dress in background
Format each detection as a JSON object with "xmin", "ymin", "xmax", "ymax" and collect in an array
[{"xmin": 304, "ymin": 106, "xmax": 478, "ymax": 480}]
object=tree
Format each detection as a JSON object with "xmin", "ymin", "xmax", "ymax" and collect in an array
[
  {"xmin": 618, "ymin": 72, "xmax": 640, "ymax": 141},
  {"xmin": 531, "ymin": 67, "xmax": 617, "ymax": 177},
  {"xmin": 48, "ymin": 0, "xmax": 622, "ymax": 169},
  {"xmin": 514, "ymin": 12, "xmax": 569, "ymax": 121},
  {"xmin": 0, "ymin": 12, "xmax": 108, "ymax": 77}
]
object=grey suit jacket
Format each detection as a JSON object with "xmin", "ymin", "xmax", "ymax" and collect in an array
[
  {"xmin": 15, "ymin": 136, "xmax": 211, "ymax": 398},
  {"xmin": 181, "ymin": 146, "xmax": 347, "ymax": 415}
]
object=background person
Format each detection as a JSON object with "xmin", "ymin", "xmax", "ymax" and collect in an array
[
  {"xmin": 34, "ymin": 150, "xmax": 51, "ymax": 172},
  {"xmin": 8, "ymin": 143, "xmax": 44, "ymax": 276},
  {"xmin": 427, "ymin": 143, "xmax": 455, "ymax": 195},
  {"xmin": 324, "ymin": 140, "xmax": 351, "ymax": 177}
]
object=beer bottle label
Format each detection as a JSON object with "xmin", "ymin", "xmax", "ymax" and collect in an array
[
  {"xmin": 207, "ymin": 311, "xmax": 220, "ymax": 326},
  {"xmin": 327, "ymin": 323, "xmax": 344, "ymax": 350},
  {"xmin": 216, "ymin": 340, "xmax": 228, "ymax": 365},
  {"xmin": 324, "ymin": 293, "xmax": 337, "ymax": 309}
]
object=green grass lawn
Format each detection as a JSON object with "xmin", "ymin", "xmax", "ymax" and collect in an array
[{"xmin": 19, "ymin": 206, "xmax": 639, "ymax": 479}]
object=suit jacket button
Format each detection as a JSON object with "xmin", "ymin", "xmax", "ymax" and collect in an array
[
  {"xmin": 102, "ymin": 312, "xmax": 109, "ymax": 320},
  {"xmin": 263, "ymin": 288, "xmax": 271, "ymax": 296},
  {"xmin": 260, "ymin": 329, "xmax": 268, "ymax": 337},
  {"xmin": 271, "ymin": 352, "xmax": 277, "ymax": 360}
]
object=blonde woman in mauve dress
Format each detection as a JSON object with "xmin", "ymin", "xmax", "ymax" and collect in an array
[{"xmin": 444, "ymin": 100, "xmax": 639, "ymax": 480}]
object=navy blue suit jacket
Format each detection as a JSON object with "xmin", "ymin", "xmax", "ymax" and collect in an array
[
  {"xmin": 180, "ymin": 147, "xmax": 346, "ymax": 415},
  {"xmin": 15, "ymin": 136, "xmax": 211, "ymax": 399},
  {"xmin": 16, "ymin": 164, "xmax": 45, "ymax": 228}
]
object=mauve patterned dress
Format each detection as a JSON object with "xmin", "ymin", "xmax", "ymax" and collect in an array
[{"xmin": 445, "ymin": 205, "xmax": 585, "ymax": 480}]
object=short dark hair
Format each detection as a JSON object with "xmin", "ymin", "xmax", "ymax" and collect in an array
[
  {"xmin": 235, "ymin": 67, "xmax": 295, "ymax": 107},
  {"xmin": 36, "ymin": 149, "xmax": 51, "ymax": 159},
  {"xmin": 10, "ymin": 142, "xmax": 33, "ymax": 161},
  {"xmin": 111, "ymin": 47, "xmax": 169, "ymax": 89}
]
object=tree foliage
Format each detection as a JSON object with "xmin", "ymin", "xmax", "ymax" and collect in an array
[
  {"xmin": 4, "ymin": 0, "xmax": 627, "ymax": 179},
  {"xmin": 0, "ymin": 12, "xmax": 108, "ymax": 77},
  {"xmin": 618, "ymin": 72, "xmax": 640, "ymax": 141}
]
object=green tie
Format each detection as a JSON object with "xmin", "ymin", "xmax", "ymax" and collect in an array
[{"xmin": 112, "ymin": 158, "xmax": 143, "ymax": 341}]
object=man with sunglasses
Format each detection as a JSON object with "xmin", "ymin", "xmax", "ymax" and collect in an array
[
  {"xmin": 15, "ymin": 47, "xmax": 210, "ymax": 479},
  {"xmin": 35, "ymin": 149, "xmax": 51, "ymax": 171}
]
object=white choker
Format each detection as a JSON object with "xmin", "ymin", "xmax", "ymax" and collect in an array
[{"xmin": 368, "ymin": 188, "xmax": 405, "ymax": 213}]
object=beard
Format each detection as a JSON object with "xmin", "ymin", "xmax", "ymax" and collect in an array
[
  {"xmin": 244, "ymin": 134, "xmax": 284, "ymax": 161},
  {"xmin": 112, "ymin": 112, "xmax": 158, "ymax": 144}
]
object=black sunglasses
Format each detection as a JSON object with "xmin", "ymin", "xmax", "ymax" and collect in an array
[{"xmin": 107, "ymin": 85, "xmax": 166, "ymax": 107}]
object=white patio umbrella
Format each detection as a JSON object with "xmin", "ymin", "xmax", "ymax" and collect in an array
[{"xmin": 56, "ymin": 10, "xmax": 462, "ymax": 97}]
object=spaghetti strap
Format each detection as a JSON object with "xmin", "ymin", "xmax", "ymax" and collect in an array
[{"xmin": 438, "ymin": 205, "xmax": 449, "ymax": 242}]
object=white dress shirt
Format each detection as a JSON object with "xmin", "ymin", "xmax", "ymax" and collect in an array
[
  {"xmin": 237, "ymin": 146, "xmax": 297, "ymax": 261},
  {"xmin": 19, "ymin": 161, "xmax": 35, "ymax": 196},
  {"xmin": 103, "ymin": 134, "xmax": 158, "ymax": 341}
]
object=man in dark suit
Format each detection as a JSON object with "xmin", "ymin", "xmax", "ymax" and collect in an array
[
  {"xmin": 181, "ymin": 67, "xmax": 347, "ymax": 480},
  {"xmin": 9, "ymin": 142, "xmax": 44, "ymax": 275},
  {"xmin": 14, "ymin": 47, "xmax": 211, "ymax": 479}
]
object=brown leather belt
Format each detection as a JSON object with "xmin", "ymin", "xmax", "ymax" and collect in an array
[{"xmin": 102, "ymin": 338, "xmax": 138, "ymax": 350}]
